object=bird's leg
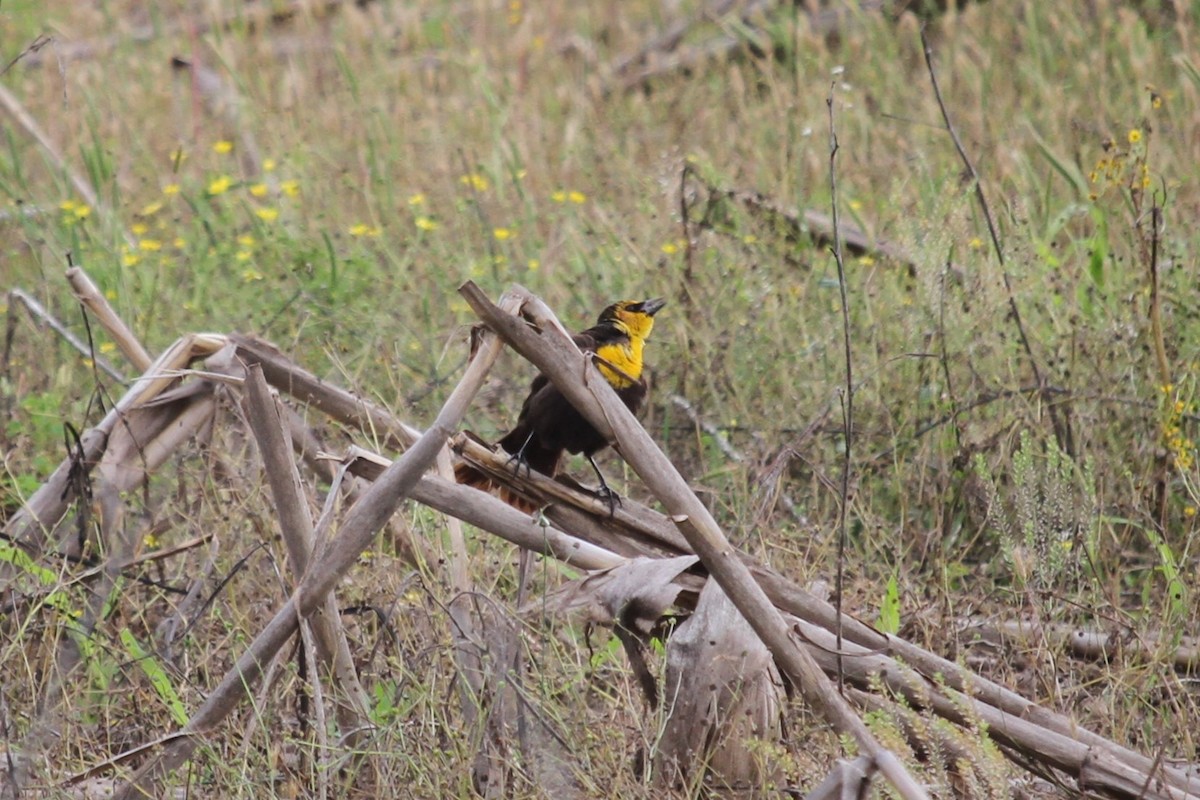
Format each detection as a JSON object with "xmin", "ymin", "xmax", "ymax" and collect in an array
[
  {"xmin": 505, "ymin": 430, "xmax": 537, "ymax": 478},
  {"xmin": 586, "ymin": 454, "xmax": 621, "ymax": 516}
]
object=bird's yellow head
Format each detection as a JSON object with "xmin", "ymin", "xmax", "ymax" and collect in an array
[{"xmin": 599, "ymin": 297, "xmax": 666, "ymax": 342}]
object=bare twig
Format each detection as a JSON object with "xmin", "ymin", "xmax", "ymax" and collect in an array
[
  {"xmin": 919, "ymin": 26, "xmax": 1072, "ymax": 455},
  {"xmin": 827, "ymin": 80, "xmax": 853, "ymax": 694},
  {"xmin": 7, "ymin": 288, "xmax": 126, "ymax": 381}
]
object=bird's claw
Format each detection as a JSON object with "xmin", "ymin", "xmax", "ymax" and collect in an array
[
  {"xmin": 594, "ymin": 484, "xmax": 622, "ymax": 517},
  {"xmin": 504, "ymin": 451, "xmax": 532, "ymax": 479}
]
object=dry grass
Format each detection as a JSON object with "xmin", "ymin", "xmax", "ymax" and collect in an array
[{"xmin": 2, "ymin": 0, "xmax": 1199, "ymax": 796}]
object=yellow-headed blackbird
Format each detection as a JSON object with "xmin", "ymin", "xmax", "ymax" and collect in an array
[{"xmin": 456, "ymin": 298, "xmax": 666, "ymax": 510}]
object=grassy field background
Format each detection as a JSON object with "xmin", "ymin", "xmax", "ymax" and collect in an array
[{"xmin": 2, "ymin": 0, "xmax": 1198, "ymax": 796}]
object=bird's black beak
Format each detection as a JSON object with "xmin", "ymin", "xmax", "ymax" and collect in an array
[{"xmin": 637, "ymin": 298, "xmax": 666, "ymax": 316}]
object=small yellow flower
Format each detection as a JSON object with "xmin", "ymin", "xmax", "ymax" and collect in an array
[
  {"xmin": 236, "ymin": 251, "xmax": 253, "ymax": 263},
  {"xmin": 1161, "ymin": 384, "xmax": 1174, "ymax": 394},
  {"xmin": 59, "ymin": 199, "xmax": 78, "ymax": 212},
  {"xmin": 143, "ymin": 532, "xmax": 161, "ymax": 549},
  {"xmin": 263, "ymin": 158, "xmax": 277, "ymax": 172},
  {"xmin": 742, "ymin": 234, "xmax": 758, "ymax": 245},
  {"xmin": 568, "ymin": 190, "xmax": 586, "ymax": 204},
  {"xmin": 163, "ymin": 183, "xmax": 181, "ymax": 196},
  {"xmin": 131, "ymin": 223, "xmax": 149, "ymax": 236},
  {"xmin": 99, "ymin": 341, "xmax": 116, "ymax": 354},
  {"xmin": 105, "ymin": 289, "xmax": 117, "ymax": 300},
  {"xmin": 493, "ymin": 227, "xmax": 514, "ymax": 241},
  {"xmin": 241, "ymin": 266, "xmax": 263, "ymax": 281},
  {"xmin": 255, "ymin": 207, "xmax": 279, "ymax": 222},
  {"xmin": 138, "ymin": 239, "xmax": 163, "ymax": 252},
  {"xmin": 140, "ymin": 201, "xmax": 163, "ymax": 216},
  {"xmin": 527, "ymin": 259, "xmax": 540, "ymax": 271},
  {"xmin": 415, "ymin": 216, "xmax": 438, "ymax": 231},
  {"xmin": 849, "ymin": 200, "xmax": 863, "ymax": 211},
  {"xmin": 122, "ymin": 253, "xmax": 141, "ymax": 267},
  {"xmin": 1128, "ymin": 129, "xmax": 1142, "ymax": 144},
  {"xmin": 968, "ymin": 237, "xmax": 985, "ymax": 249},
  {"xmin": 170, "ymin": 146, "xmax": 188, "ymax": 164},
  {"xmin": 858, "ymin": 255, "xmax": 875, "ymax": 266},
  {"xmin": 460, "ymin": 173, "xmax": 489, "ymax": 191},
  {"xmin": 73, "ymin": 205, "xmax": 91, "ymax": 219},
  {"xmin": 661, "ymin": 242, "xmax": 678, "ymax": 255},
  {"xmin": 237, "ymin": 234, "xmax": 256, "ymax": 247},
  {"xmin": 213, "ymin": 140, "xmax": 234, "ymax": 154},
  {"xmin": 349, "ymin": 223, "xmax": 381, "ymax": 237},
  {"xmin": 551, "ymin": 190, "xmax": 567, "ymax": 203},
  {"xmin": 1185, "ymin": 506, "xmax": 1197, "ymax": 518},
  {"xmin": 249, "ymin": 183, "xmax": 269, "ymax": 197},
  {"xmin": 408, "ymin": 193, "xmax": 426, "ymax": 206},
  {"xmin": 280, "ymin": 179, "xmax": 300, "ymax": 197},
  {"xmin": 173, "ymin": 237, "xmax": 187, "ymax": 249},
  {"xmin": 207, "ymin": 175, "xmax": 233, "ymax": 195},
  {"xmin": 1151, "ymin": 93, "xmax": 1163, "ymax": 110}
]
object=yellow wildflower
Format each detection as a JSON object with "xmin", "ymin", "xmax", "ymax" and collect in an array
[
  {"xmin": 493, "ymin": 227, "xmax": 514, "ymax": 241},
  {"xmin": 140, "ymin": 201, "xmax": 163, "ymax": 216},
  {"xmin": 568, "ymin": 190, "xmax": 586, "ymax": 204},
  {"xmin": 661, "ymin": 242, "xmax": 679, "ymax": 255},
  {"xmin": 249, "ymin": 183, "xmax": 269, "ymax": 197},
  {"xmin": 551, "ymin": 190, "xmax": 567, "ymax": 203},
  {"xmin": 263, "ymin": 158, "xmax": 277, "ymax": 172},
  {"xmin": 415, "ymin": 217, "xmax": 438, "ymax": 231},
  {"xmin": 138, "ymin": 239, "xmax": 163, "ymax": 252},
  {"xmin": 163, "ymin": 183, "xmax": 181, "ymax": 196},
  {"xmin": 213, "ymin": 140, "xmax": 234, "ymax": 154},
  {"xmin": 460, "ymin": 173, "xmax": 489, "ymax": 192},
  {"xmin": 207, "ymin": 175, "xmax": 233, "ymax": 195},
  {"xmin": 408, "ymin": 193, "xmax": 426, "ymax": 206},
  {"xmin": 131, "ymin": 223, "xmax": 149, "ymax": 236},
  {"xmin": 237, "ymin": 234, "xmax": 256, "ymax": 247},
  {"xmin": 280, "ymin": 179, "xmax": 300, "ymax": 197},
  {"xmin": 1128, "ymin": 129, "xmax": 1142, "ymax": 144},
  {"xmin": 255, "ymin": 207, "xmax": 279, "ymax": 222}
]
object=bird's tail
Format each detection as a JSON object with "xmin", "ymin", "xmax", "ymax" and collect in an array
[{"xmin": 454, "ymin": 461, "xmax": 540, "ymax": 513}]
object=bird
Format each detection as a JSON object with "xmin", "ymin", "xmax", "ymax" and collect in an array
[{"xmin": 456, "ymin": 297, "xmax": 666, "ymax": 512}]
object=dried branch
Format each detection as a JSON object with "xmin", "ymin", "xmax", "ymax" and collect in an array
[
  {"xmin": 1, "ymin": 333, "xmax": 227, "ymax": 576},
  {"xmin": 0, "ymin": 84, "xmax": 132, "ymax": 247},
  {"xmin": 111, "ymin": 291, "xmax": 517, "ymax": 798},
  {"xmin": 242, "ymin": 365, "xmax": 371, "ymax": 742},
  {"xmin": 66, "ymin": 267, "xmax": 153, "ymax": 371},
  {"xmin": 459, "ymin": 281, "xmax": 931, "ymax": 800}
]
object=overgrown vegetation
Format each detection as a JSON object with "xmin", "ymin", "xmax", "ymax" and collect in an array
[{"xmin": 1, "ymin": 1, "xmax": 1198, "ymax": 796}]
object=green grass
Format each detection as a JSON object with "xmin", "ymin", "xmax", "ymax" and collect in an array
[{"xmin": 2, "ymin": 0, "xmax": 1199, "ymax": 795}]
